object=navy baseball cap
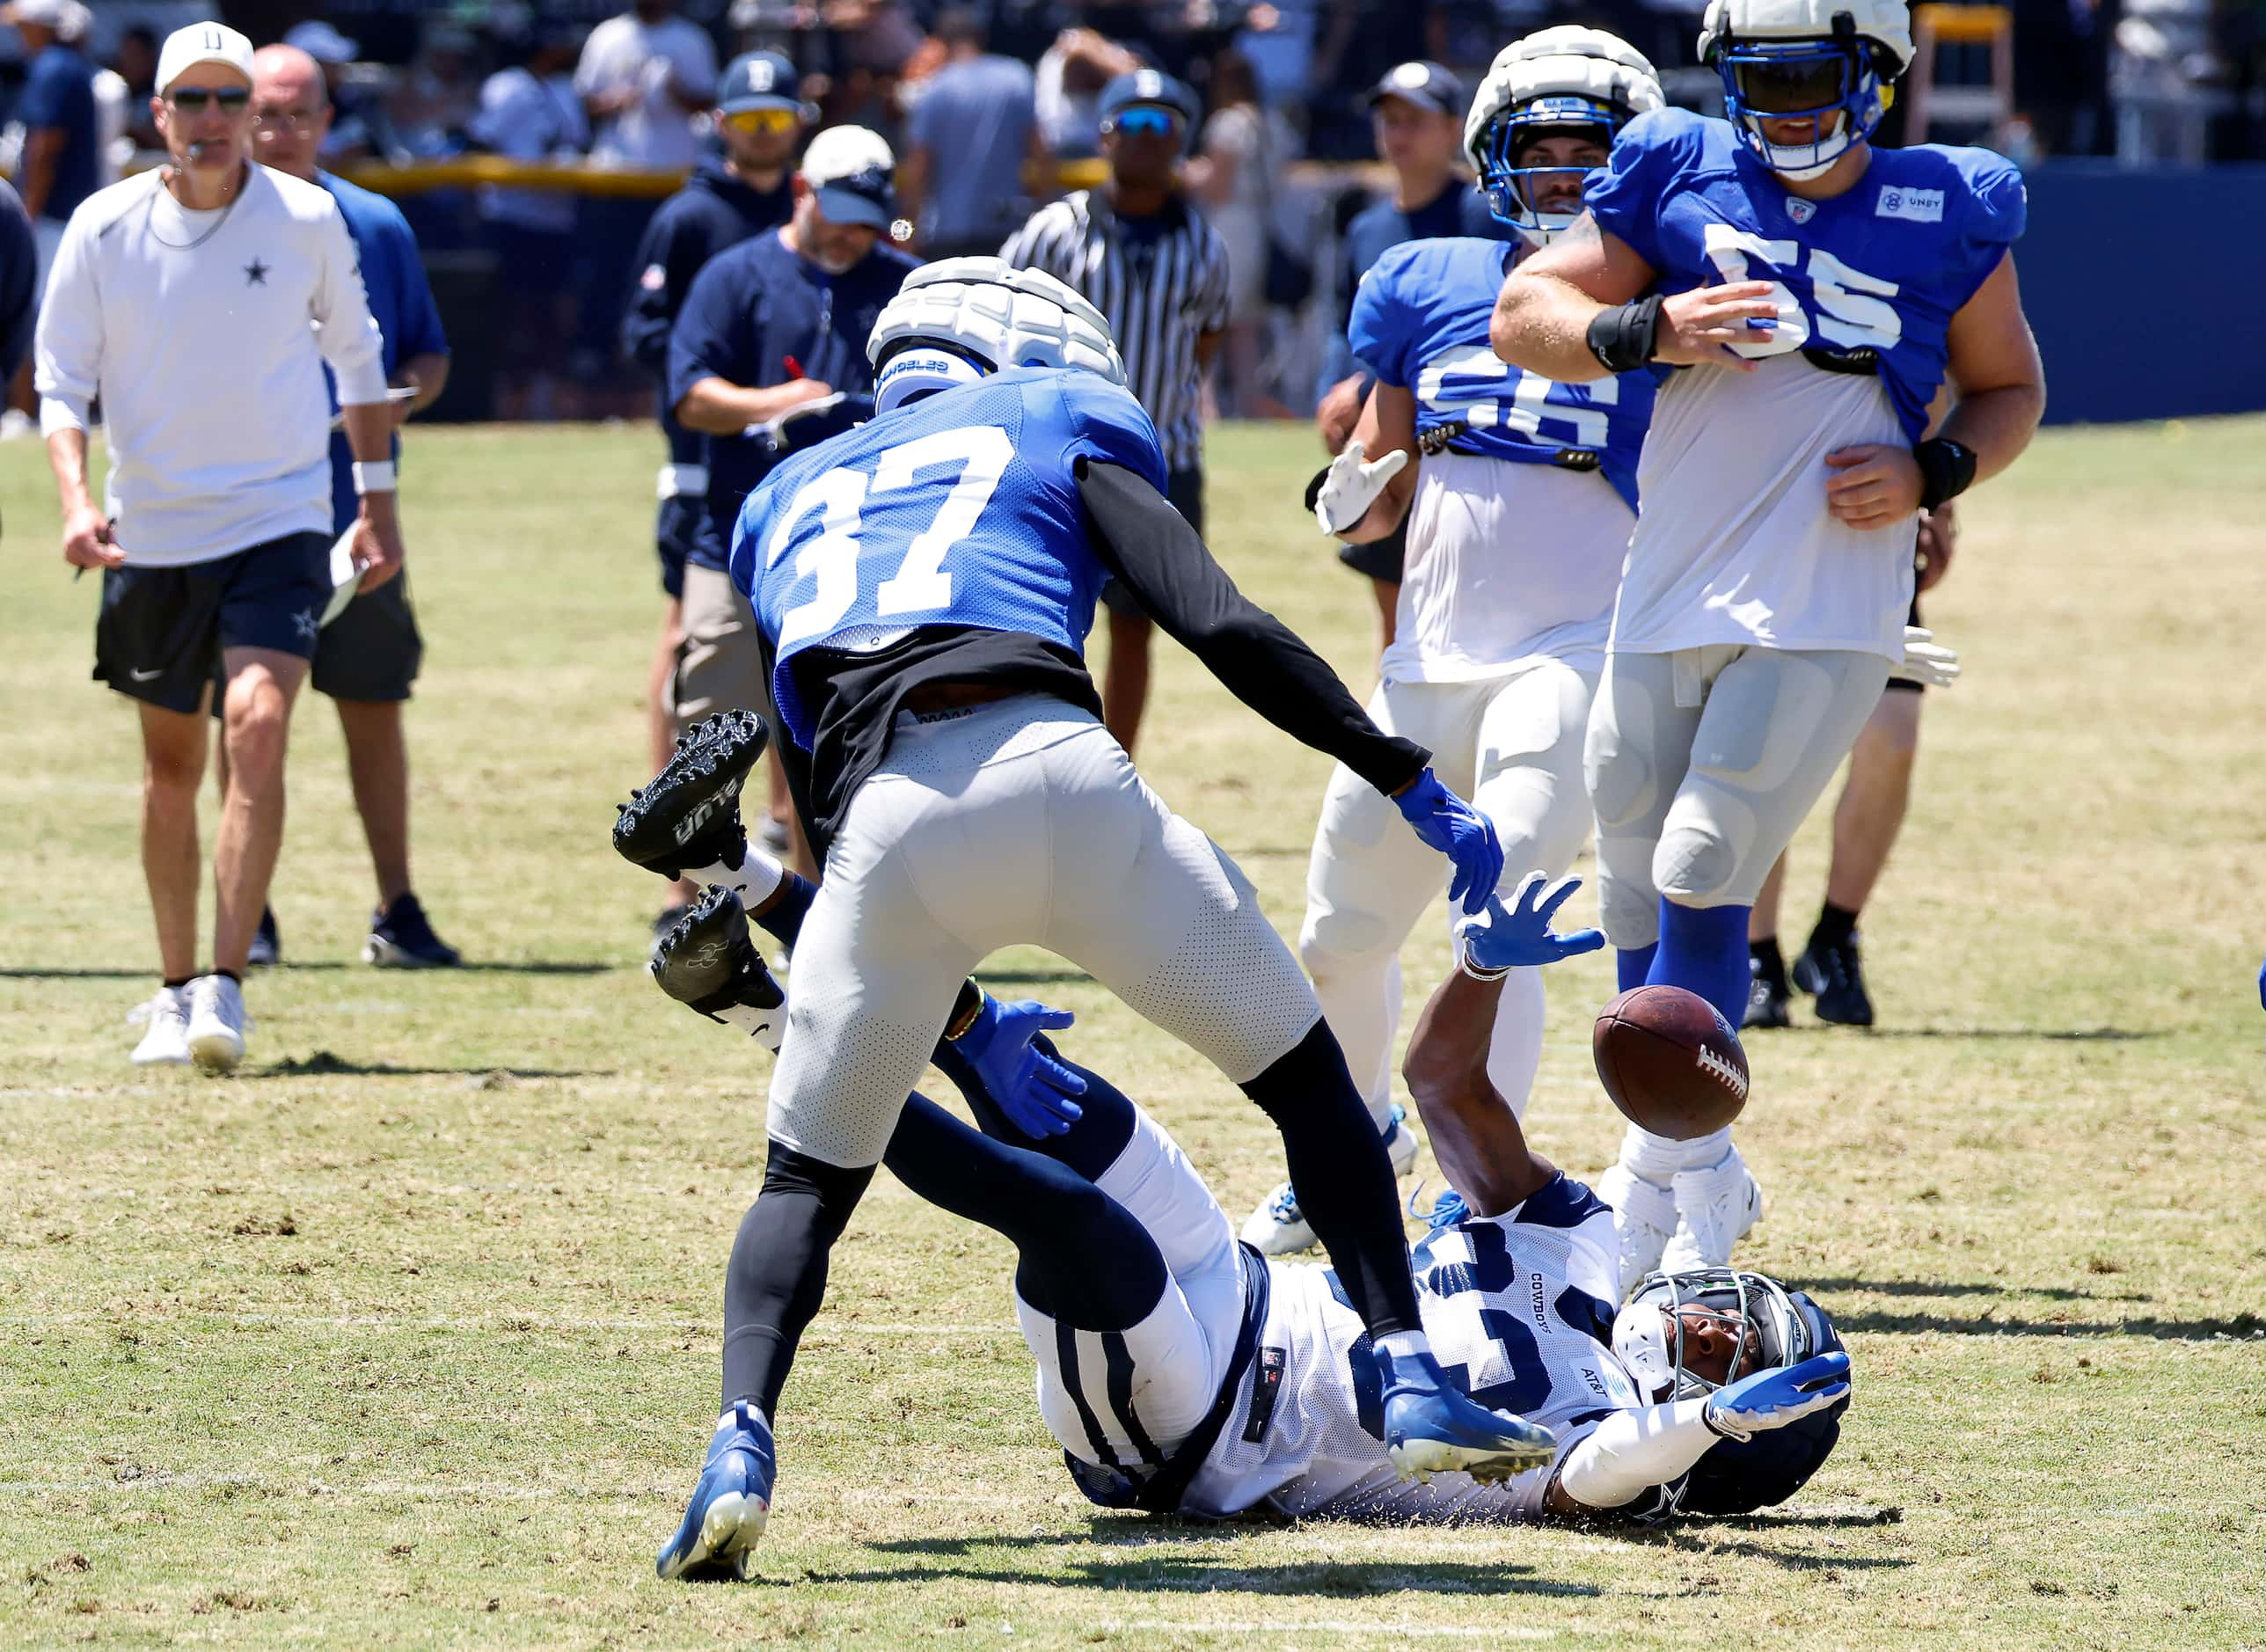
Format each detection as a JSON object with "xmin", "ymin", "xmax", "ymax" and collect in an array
[
  {"xmin": 1099, "ymin": 68, "xmax": 1199, "ymax": 128},
  {"xmin": 718, "ymin": 50, "xmax": 802, "ymax": 115},
  {"xmin": 1363, "ymin": 61, "xmax": 1467, "ymax": 118}
]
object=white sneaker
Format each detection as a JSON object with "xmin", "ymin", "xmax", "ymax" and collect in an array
[
  {"xmin": 1240, "ymin": 1103, "xmax": 1422, "ymax": 1257},
  {"xmin": 128, "ymin": 986, "xmax": 192, "ymax": 1066},
  {"xmin": 1596, "ymin": 1162, "xmax": 1676, "ymax": 1291},
  {"xmin": 1662, "ymin": 1150, "xmax": 1763, "ymax": 1273},
  {"xmin": 185, "ymin": 975, "xmax": 247, "ymax": 1072}
]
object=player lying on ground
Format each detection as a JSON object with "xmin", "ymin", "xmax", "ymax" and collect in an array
[{"xmin": 643, "ymin": 843, "xmax": 1851, "ymax": 1550}]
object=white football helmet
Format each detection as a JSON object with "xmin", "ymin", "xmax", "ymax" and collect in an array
[
  {"xmin": 1465, "ymin": 26, "xmax": 1664, "ymax": 247},
  {"xmin": 867, "ymin": 257, "xmax": 1127, "ymax": 413},
  {"xmin": 1698, "ymin": 0, "xmax": 1915, "ymax": 180}
]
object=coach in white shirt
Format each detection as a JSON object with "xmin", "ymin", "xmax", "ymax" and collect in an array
[{"xmin": 34, "ymin": 21, "xmax": 403, "ymax": 1073}]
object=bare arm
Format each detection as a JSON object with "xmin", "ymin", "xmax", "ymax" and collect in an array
[
  {"xmin": 1335, "ymin": 381, "xmax": 1419, "ymax": 544},
  {"xmin": 1401, "ymin": 969, "xmax": 1554, "ymax": 1218},
  {"xmin": 1936, "ymin": 252, "xmax": 2045, "ymax": 484},
  {"xmin": 44, "ymin": 425, "xmax": 119, "ymax": 569},
  {"xmin": 1195, "ymin": 328, "xmax": 1224, "ymax": 372},
  {"xmin": 18, "ymin": 128, "xmax": 61, "ymax": 222},
  {"xmin": 674, "ymin": 375, "xmax": 836, "ymax": 435},
  {"xmin": 1490, "ymin": 211, "xmax": 1780, "ymax": 382},
  {"xmin": 395, "ymin": 350, "xmax": 450, "ymax": 422}
]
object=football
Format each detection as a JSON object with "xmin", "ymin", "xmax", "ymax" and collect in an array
[{"xmin": 1591, "ymin": 985, "xmax": 1751, "ymax": 1139}]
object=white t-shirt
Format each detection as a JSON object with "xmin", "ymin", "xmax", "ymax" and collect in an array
[
  {"xmin": 34, "ymin": 164, "xmax": 387, "ymax": 566},
  {"xmin": 574, "ymin": 13, "xmax": 718, "ymax": 169},
  {"xmin": 1380, "ymin": 451, "xmax": 1634, "ymax": 683},
  {"xmin": 1609, "ymin": 355, "xmax": 1916, "ymax": 660}
]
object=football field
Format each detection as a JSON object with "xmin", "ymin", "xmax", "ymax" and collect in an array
[{"xmin": 1, "ymin": 416, "xmax": 2260, "ymax": 1648}]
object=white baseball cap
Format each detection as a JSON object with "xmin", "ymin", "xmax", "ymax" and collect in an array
[
  {"xmin": 157, "ymin": 21, "xmax": 257, "ymax": 94},
  {"xmin": 4, "ymin": 0, "xmax": 68, "ymax": 30},
  {"xmin": 800, "ymin": 125, "xmax": 898, "ymax": 230}
]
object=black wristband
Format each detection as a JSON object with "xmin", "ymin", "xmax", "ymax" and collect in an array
[
  {"xmin": 943, "ymin": 976, "xmax": 983, "ymax": 1042},
  {"xmin": 1586, "ymin": 295, "xmax": 1665, "ymax": 374},
  {"xmin": 1303, "ymin": 463, "xmax": 1332, "ymax": 515},
  {"xmin": 1912, "ymin": 438, "xmax": 1977, "ymax": 512}
]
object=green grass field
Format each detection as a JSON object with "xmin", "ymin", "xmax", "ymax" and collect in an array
[{"xmin": 2, "ymin": 415, "xmax": 2261, "ymax": 1649}]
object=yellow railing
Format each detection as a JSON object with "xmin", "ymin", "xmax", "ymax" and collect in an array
[{"xmin": 326, "ymin": 153, "xmax": 1113, "ymax": 199}]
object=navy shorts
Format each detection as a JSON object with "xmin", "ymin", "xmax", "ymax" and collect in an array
[
  {"xmin": 1100, "ymin": 467, "xmax": 1206, "ymax": 618},
  {"xmin": 314, "ymin": 568, "xmax": 424, "ymax": 702},
  {"xmin": 657, "ymin": 494, "xmax": 707, "ymax": 601},
  {"xmin": 95, "ymin": 531, "xmax": 329, "ymax": 714}
]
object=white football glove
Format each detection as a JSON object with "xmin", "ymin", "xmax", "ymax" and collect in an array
[
  {"xmin": 1312, "ymin": 439, "xmax": 1408, "ymax": 537},
  {"xmin": 1890, "ymin": 625, "xmax": 1959, "ymax": 689}
]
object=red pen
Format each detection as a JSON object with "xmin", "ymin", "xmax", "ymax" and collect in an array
[{"xmin": 784, "ymin": 355, "xmax": 805, "ymax": 380}]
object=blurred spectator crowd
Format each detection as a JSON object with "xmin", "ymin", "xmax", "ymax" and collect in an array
[{"xmin": 10, "ymin": 0, "xmax": 2266, "ymax": 414}]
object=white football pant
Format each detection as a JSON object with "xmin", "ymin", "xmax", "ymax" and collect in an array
[
  {"xmin": 1585, "ymin": 644, "xmax": 1893, "ymax": 951},
  {"xmin": 1299, "ymin": 664, "xmax": 1597, "ymax": 1128},
  {"xmin": 766, "ymin": 695, "xmax": 1322, "ymax": 1168}
]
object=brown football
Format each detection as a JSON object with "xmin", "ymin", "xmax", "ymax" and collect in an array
[{"xmin": 1591, "ymin": 985, "xmax": 1751, "ymax": 1139}]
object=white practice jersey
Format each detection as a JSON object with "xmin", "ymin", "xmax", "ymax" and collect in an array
[
  {"xmin": 1382, "ymin": 454, "xmax": 1634, "ymax": 684},
  {"xmin": 1186, "ymin": 1173, "xmax": 1646, "ymax": 1522},
  {"xmin": 34, "ymin": 165, "xmax": 386, "ymax": 566},
  {"xmin": 1609, "ymin": 355, "xmax": 1916, "ymax": 661}
]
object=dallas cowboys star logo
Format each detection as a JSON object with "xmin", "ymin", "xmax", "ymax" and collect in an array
[
  {"xmin": 293, "ymin": 609, "xmax": 319, "ymax": 642},
  {"xmin": 244, "ymin": 257, "xmax": 269, "ymax": 286}
]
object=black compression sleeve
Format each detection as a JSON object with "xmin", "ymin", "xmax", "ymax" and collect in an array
[{"xmin": 1075, "ymin": 458, "xmax": 1429, "ymax": 795}]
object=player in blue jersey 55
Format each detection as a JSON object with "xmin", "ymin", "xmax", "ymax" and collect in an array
[
  {"xmin": 642, "ymin": 847, "xmax": 1853, "ymax": 1531},
  {"xmin": 631, "ymin": 259, "xmax": 1564, "ymax": 1580},
  {"xmin": 1246, "ymin": 29, "xmax": 1668, "ymax": 1258},
  {"xmin": 1491, "ymin": 0, "xmax": 2046, "ymax": 1276}
]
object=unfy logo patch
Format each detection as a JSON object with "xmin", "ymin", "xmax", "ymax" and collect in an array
[{"xmin": 1876, "ymin": 185, "xmax": 1945, "ymax": 223}]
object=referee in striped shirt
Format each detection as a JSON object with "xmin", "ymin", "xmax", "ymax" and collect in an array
[{"xmin": 999, "ymin": 68, "xmax": 1230, "ymax": 757}]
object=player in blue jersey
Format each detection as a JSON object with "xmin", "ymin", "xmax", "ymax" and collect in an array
[
  {"xmin": 636, "ymin": 831, "xmax": 1854, "ymax": 1534},
  {"xmin": 1245, "ymin": 29, "xmax": 1669, "ymax": 1257},
  {"xmin": 1491, "ymin": 0, "xmax": 2046, "ymax": 1275},
  {"xmin": 618, "ymin": 259, "xmax": 1576, "ymax": 1580}
]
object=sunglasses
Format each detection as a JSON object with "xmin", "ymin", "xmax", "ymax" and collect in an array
[
  {"xmin": 1110, "ymin": 107, "xmax": 1181, "ymax": 138},
  {"xmin": 168, "ymin": 86, "xmax": 252, "ymax": 113},
  {"xmin": 722, "ymin": 106, "xmax": 800, "ymax": 135}
]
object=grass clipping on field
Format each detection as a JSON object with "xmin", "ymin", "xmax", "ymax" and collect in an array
[{"xmin": 0, "ymin": 418, "xmax": 2260, "ymax": 1648}]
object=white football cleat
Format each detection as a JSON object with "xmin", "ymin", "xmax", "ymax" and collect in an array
[
  {"xmin": 185, "ymin": 975, "xmax": 247, "ymax": 1073},
  {"xmin": 1241, "ymin": 1103, "xmax": 1421, "ymax": 1257},
  {"xmin": 1596, "ymin": 1162, "xmax": 1676, "ymax": 1292},
  {"xmin": 129, "ymin": 986, "xmax": 192, "ymax": 1066},
  {"xmin": 1662, "ymin": 1150, "xmax": 1763, "ymax": 1273}
]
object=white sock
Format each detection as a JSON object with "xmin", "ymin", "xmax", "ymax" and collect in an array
[
  {"xmin": 1375, "ymin": 1329, "xmax": 1432, "ymax": 1363},
  {"xmin": 691, "ymin": 841, "xmax": 783, "ymax": 909},
  {"xmin": 1619, "ymin": 1125, "xmax": 1732, "ymax": 1186}
]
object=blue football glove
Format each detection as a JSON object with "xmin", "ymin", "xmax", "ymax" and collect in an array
[
  {"xmin": 1454, "ymin": 872, "xmax": 1607, "ymax": 974},
  {"xmin": 1392, "ymin": 768, "xmax": 1504, "ymax": 915},
  {"xmin": 951, "ymin": 997, "xmax": 1087, "ymax": 1138},
  {"xmin": 1703, "ymin": 1351, "xmax": 1852, "ymax": 1442}
]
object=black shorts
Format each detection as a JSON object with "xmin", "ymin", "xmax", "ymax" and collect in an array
[
  {"xmin": 1887, "ymin": 593, "xmax": 1924, "ymax": 695},
  {"xmin": 313, "ymin": 568, "xmax": 424, "ymax": 703},
  {"xmin": 95, "ymin": 531, "xmax": 329, "ymax": 714},
  {"xmin": 1100, "ymin": 467, "xmax": 1206, "ymax": 618},
  {"xmin": 657, "ymin": 494, "xmax": 705, "ymax": 601},
  {"xmin": 1336, "ymin": 515, "xmax": 1407, "ymax": 584}
]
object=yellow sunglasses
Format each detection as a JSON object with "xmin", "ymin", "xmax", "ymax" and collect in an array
[{"xmin": 722, "ymin": 106, "xmax": 800, "ymax": 135}]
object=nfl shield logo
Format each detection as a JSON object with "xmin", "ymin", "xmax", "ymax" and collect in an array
[{"xmin": 1787, "ymin": 198, "xmax": 1817, "ymax": 225}]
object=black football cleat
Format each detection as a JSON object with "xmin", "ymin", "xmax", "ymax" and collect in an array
[
  {"xmin": 651, "ymin": 886, "xmax": 786, "ymax": 1050},
  {"xmin": 611, "ymin": 711, "xmax": 768, "ymax": 881},
  {"xmin": 246, "ymin": 906, "xmax": 281, "ymax": 969},
  {"xmin": 1743, "ymin": 954, "xmax": 1790, "ymax": 1029},
  {"xmin": 364, "ymin": 893, "xmax": 464, "ymax": 969},
  {"xmin": 1793, "ymin": 932, "xmax": 1875, "ymax": 1027}
]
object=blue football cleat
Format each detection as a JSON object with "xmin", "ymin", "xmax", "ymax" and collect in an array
[
  {"xmin": 655, "ymin": 1401, "xmax": 775, "ymax": 1582},
  {"xmin": 1376, "ymin": 1347, "xmax": 1557, "ymax": 1485}
]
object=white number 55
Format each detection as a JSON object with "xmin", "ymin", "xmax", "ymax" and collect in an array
[{"xmin": 1701, "ymin": 223, "xmax": 1904, "ymax": 360}]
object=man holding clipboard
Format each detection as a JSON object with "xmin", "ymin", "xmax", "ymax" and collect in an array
[{"xmin": 34, "ymin": 22, "xmax": 403, "ymax": 1070}]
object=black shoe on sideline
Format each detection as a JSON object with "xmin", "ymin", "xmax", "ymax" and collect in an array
[
  {"xmin": 364, "ymin": 894, "xmax": 464, "ymax": 969},
  {"xmin": 246, "ymin": 906, "xmax": 281, "ymax": 969},
  {"xmin": 1743, "ymin": 955, "xmax": 1790, "ymax": 1029},
  {"xmin": 1792, "ymin": 932, "xmax": 1874, "ymax": 1027}
]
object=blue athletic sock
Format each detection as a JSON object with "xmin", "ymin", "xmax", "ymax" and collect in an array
[
  {"xmin": 933, "ymin": 1036, "xmax": 1137, "ymax": 1183},
  {"xmin": 747, "ymin": 871, "xmax": 817, "ymax": 950},
  {"xmin": 883, "ymin": 1094, "xmax": 1166, "ymax": 1330},
  {"xmin": 1647, "ymin": 898, "xmax": 1751, "ymax": 1027},
  {"xmin": 1616, "ymin": 943, "xmax": 1658, "ymax": 993}
]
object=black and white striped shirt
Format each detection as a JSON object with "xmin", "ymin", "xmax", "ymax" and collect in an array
[{"xmin": 999, "ymin": 190, "xmax": 1231, "ymax": 475}]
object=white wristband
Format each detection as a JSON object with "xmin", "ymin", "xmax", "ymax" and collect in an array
[
  {"xmin": 1455, "ymin": 933, "xmax": 1510, "ymax": 983},
  {"xmin": 352, "ymin": 460, "xmax": 397, "ymax": 495}
]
